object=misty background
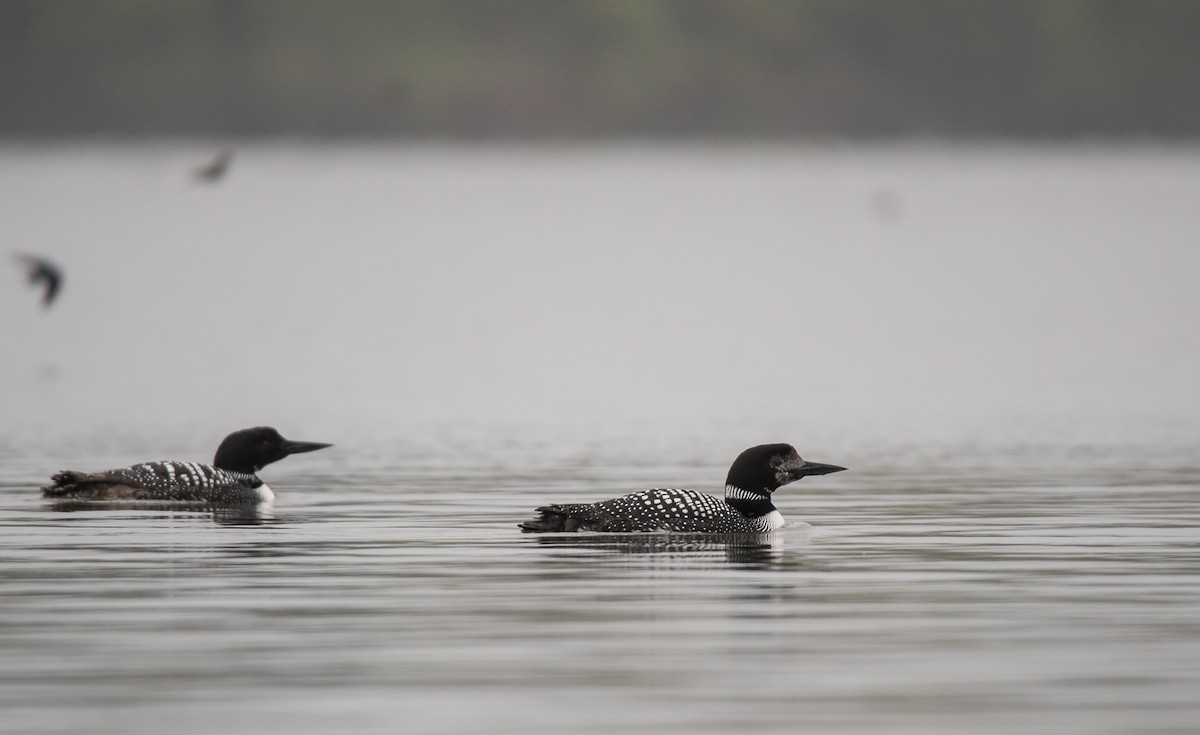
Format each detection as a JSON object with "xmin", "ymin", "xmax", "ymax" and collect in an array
[
  {"xmin": 2, "ymin": 1, "xmax": 1199, "ymax": 448},
  {"xmin": 3, "ymin": 0, "xmax": 1200, "ymax": 139}
]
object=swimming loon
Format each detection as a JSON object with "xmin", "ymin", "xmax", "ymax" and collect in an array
[
  {"xmin": 519, "ymin": 443, "xmax": 845, "ymax": 533},
  {"xmin": 41, "ymin": 426, "xmax": 331, "ymax": 504}
]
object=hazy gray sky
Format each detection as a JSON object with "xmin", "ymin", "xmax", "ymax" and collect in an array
[{"xmin": 3, "ymin": 143, "xmax": 1198, "ymax": 448}]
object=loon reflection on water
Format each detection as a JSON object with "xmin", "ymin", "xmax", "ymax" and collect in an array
[
  {"xmin": 526, "ymin": 529, "xmax": 813, "ymax": 569},
  {"xmin": 46, "ymin": 499, "xmax": 276, "ymax": 525}
]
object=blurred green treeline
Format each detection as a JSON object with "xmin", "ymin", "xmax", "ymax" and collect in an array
[{"xmin": 2, "ymin": 0, "xmax": 1199, "ymax": 138}]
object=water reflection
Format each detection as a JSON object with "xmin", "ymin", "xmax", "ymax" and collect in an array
[
  {"xmin": 528, "ymin": 531, "xmax": 794, "ymax": 569},
  {"xmin": 44, "ymin": 499, "xmax": 275, "ymax": 525},
  {"xmin": 7, "ymin": 434, "xmax": 1200, "ymax": 735}
]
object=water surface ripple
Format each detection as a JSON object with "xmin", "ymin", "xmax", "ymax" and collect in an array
[{"xmin": 2, "ymin": 437, "xmax": 1197, "ymax": 735}]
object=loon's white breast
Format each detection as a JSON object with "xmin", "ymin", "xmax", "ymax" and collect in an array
[
  {"xmin": 759, "ymin": 509, "xmax": 786, "ymax": 530},
  {"xmin": 255, "ymin": 483, "xmax": 275, "ymax": 503}
]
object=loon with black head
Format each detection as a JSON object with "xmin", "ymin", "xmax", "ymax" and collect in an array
[
  {"xmin": 519, "ymin": 443, "xmax": 845, "ymax": 533},
  {"xmin": 41, "ymin": 426, "xmax": 331, "ymax": 505}
]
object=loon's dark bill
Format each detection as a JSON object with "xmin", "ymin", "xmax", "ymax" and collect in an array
[
  {"xmin": 792, "ymin": 461, "xmax": 846, "ymax": 477},
  {"xmin": 281, "ymin": 440, "xmax": 333, "ymax": 455}
]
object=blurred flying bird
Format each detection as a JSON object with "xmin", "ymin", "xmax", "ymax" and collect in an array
[
  {"xmin": 194, "ymin": 150, "xmax": 233, "ymax": 182},
  {"xmin": 14, "ymin": 254, "xmax": 62, "ymax": 308}
]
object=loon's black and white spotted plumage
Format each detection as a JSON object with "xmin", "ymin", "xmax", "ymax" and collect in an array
[
  {"xmin": 41, "ymin": 427, "xmax": 331, "ymax": 504},
  {"xmin": 519, "ymin": 443, "xmax": 845, "ymax": 533}
]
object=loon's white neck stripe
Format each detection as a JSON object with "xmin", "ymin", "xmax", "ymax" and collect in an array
[
  {"xmin": 725, "ymin": 484, "xmax": 769, "ymax": 501},
  {"xmin": 726, "ymin": 486, "xmax": 785, "ymax": 530}
]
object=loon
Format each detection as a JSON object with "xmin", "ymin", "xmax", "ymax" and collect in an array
[
  {"xmin": 41, "ymin": 426, "xmax": 331, "ymax": 504},
  {"xmin": 15, "ymin": 254, "xmax": 63, "ymax": 308},
  {"xmin": 519, "ymin": 443, "xmax": 845, "ymax": 533}
]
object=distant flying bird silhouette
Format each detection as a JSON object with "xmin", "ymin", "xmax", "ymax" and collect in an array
[
  {"xmin": 15, "ymin": 254, "xmax": 62, "ymax": 308},
  {"xmin": 194, "ymin": 150, "xmax": 233, "ymax": 182}
]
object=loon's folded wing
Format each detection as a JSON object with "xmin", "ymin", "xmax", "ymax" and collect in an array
[
  {"xmin": 519, "ymin": 502, "xmax": 612, "ymax": 532},
  {"xmin": 42, "ymin": 467, "xmax": 155, "ymax": 500},
  {"xmin": 41, "ymin": 462, "xmax": 247, "ymax": 501}
]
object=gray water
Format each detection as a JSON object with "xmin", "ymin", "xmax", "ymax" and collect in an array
[{"xmin": 1, "ymin": 143, "xmax": 1199, "ymax": 734}]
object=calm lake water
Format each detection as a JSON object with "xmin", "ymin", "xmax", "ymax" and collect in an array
[{"xmin": 1, "ymin": 143, "xmax": 1198, "ymax": 733}]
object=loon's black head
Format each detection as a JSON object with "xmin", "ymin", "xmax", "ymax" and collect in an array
[
  {"xmin": 212, "ymin": 426, "xmax": 332, "ymax": 474},
  {"xmin": 726, "ymin": 443, "xmax": 846, "ymax": 495}
]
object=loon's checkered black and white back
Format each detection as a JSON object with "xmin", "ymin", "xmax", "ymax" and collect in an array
[
  {"xmin": 533, "ymin": 487, "xmax": 775, "ymax": 533},
  {"xmin": 41, "ymin": 426, "xmax": 331, "ymax": 505},
  {"xmin": 520, "ymin": 443, "xmax": 846, "ymax": 533},
  {"xmin": 44, "ymin": 462, "xmax": 268, "ymax": 503}
]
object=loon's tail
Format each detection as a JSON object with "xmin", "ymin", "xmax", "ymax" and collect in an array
[
  {"xmin": 519, "ymin": 504, "xmax": 603, "ymax": 533},
  {"xmin": 42, "ymin": 470, "xmax": 92, "ymax": 498},
  {"xmin": 41, "ymin": 470, "xmax": 130, "ymax": 499}
]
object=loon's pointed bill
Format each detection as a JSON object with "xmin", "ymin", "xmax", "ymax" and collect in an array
[
  {"xmin": 281, "ymin": 439, "xmax": 333, "ymax": 455},
  {"xmin": 791, "ymin": 461, "xmax": 846, "ymax": 477},
  {"xmin": 520, "ymin": 443, "xmax": 846, "ymax": 534},
  {"xmin": 41, "ymin": 426, "xmax": 331, "ymax": 505}
]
